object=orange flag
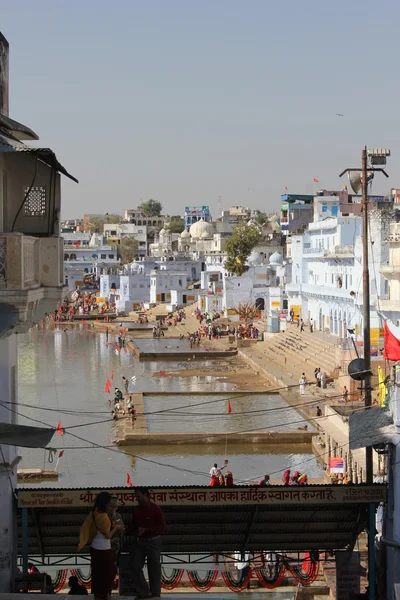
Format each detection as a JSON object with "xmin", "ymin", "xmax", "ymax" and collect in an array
[
  {"xmin": 227, "ymin": 400, "xmax": 232, "ymax": 414},
  {"xmin": 126, "ymin": 473, "xmax": 133, "ymax": 487},
  {"xmin": 56, "ymin": 421, "xmax": 63, "ymax": 436},
  {"xmin": 111, "ymin": 371, "xmax": 114, "ymax": 380}
]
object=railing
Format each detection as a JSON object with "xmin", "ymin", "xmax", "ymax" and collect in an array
[
  {"xmin": 303, "ymin": 247, "xmax": 324, "ymax": 255},
  {"xmin": 0, "ymin": 234, "xmax": 64, "ymax": 291},
  {"xmin": 324, "ymin": 245, "xmax": 354, "ymax": 257}
]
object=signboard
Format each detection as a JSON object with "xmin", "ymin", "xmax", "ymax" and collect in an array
[
  {"xmin": 330, "ymin": 457, "xmax": 344, "ymax": 474},
  {"xmin": 96, "ymin": 297, "xmax": 106, "ymax": 303},
  {"xmin": 271, "ymin": 301, "xmax": 280, "ymax": 308},
  {"xmin": 17, "ymin": 485, "xmax": 386, "ymax": 509},
  {"xmin": 335, "ymin": 551, "xmax": 361, "ymax": 600}
]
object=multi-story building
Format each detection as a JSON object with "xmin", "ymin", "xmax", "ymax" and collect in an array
[
  {"xmin": 280, "ymin": 193, "xmax": 314, "ymax": 237},
  {"xmin": 286, "ymin": 192, "xmax": 395, "ymax": 343},
  {"xmin": 103, "ymin": 223, "xmax": 148, "ymax": 256},
  {"xmin": 184, "ymin": 205, "xmax": 212, "ymax": 229},
  {"xmin": 379, "ymin": 222, "xmax": 400, "ymax": 325},
  {"xmin": 124, "ymin": 208, "xmax": 166, "ymax": 232},
  {"xmin": 62, "ymin": 232, "xmax": 119, "ymax": 291},
  {"xmin": 0, "ymin": 33, "xmax": 77, "ymax": 591}
]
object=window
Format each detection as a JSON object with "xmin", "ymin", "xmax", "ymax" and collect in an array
[
  {"xmin": 138, "ymin": 230, "xmax": 143, "ymax": 233},
  {"xmin": 23, "ymin": 186, "xmax": 47, "ymax": 216},
  {"xmin": 108, "ymin": 254, "xmax": 114, "ymax": 259},
  {"xmin": 331, "ymin": 206, "xmax": 338, "ymax": 217},
  {"xmin": 322, "ymin": 204, "xmax": 328, "ymax": 213},
  {"xmin": 179, "ymin": 279, "xmax": 182, "ymax": 285},
  {"xmin": 101, "ymin": 254, "xmax": 106, "ymax": 259}
]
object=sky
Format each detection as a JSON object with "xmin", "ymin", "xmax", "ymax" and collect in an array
[{"xmin": 2, "ymin": 0, "xmax": 400, "ymax": 219}]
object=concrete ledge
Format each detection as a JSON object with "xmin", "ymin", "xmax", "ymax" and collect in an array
[{"xmin": 118, "ymin": 431, "xmax": 315, "ymax": 446}]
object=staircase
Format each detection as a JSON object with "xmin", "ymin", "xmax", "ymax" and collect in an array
[{"xmin": 239, "ymin": 324, "xmax": 340, "ymax": 390}]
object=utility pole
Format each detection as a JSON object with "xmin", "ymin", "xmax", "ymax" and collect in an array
[
  {"xmin": 361, "ymin": 145, "xmax": 373, "ymax": 484},
  {"xmin": 339, "ymin": 148, "xmax": 390, "ymax": 600}
]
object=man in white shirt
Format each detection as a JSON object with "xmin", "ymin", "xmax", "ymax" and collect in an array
[
  {"xmin": 209, "ymin": 463, "xmax": 226, "ymax": 478},
  {"xmin": 234, "ymin": 551, "xmax": 252, "ymax": 588}
]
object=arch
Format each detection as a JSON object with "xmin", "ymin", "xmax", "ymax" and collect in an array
[
  {"xmin": 255, "ymin": 297, "xmax": 265, "ymax": 310},
  {"xmin": 64, "ymin": 253, "xmax": 69, "ymax": 260},
  {"xmin": 84, "ymin": 268, "xmax": 89, "ymax": 274},
  {"xmin": 70, "ymin": 253, "xmax": 77, "ymax": 260}
]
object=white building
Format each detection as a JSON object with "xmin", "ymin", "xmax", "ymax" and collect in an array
[
  {"xmin": 150, "ymin": 270, "xmax": 198, "ymax": 306},
  {"xmin": 63, "ymin": 232, "xmax": 120, "ymax": 291},
  {"xmin": 103, "ymin": 223, "xmax": 148, "ymax": 257},
  {"xmin": 379, "ymin": 221, "xmax": 400, "ymax": 325},
  {"xmin": 199, "ymin": 251, "xmax": 286, "ymax": 318},
  {"xmin": 0, "ymin": 33, "xmax": 77, "ymax": 592},
  {"xmin": 286, "ymin": 193, "xmax": 393, "ymax": 344}
]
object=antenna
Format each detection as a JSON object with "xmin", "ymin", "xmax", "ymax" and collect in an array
[{"xmin": 218, "ymin": 195, "xmax": 222, "ymax": 216}]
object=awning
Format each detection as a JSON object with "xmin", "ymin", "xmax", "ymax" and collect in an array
[
  {"xmin": 17, "ymin": 485, "xmax": 387, "ymax": 560},
  {"xmin": 0, "ymin": 133, "xmax": 78, "ymax": 183},
  {"xmin": 349, "ymin": 407, "xmax": 399, "ymax": 449},
  {"xmin": 0, "ymin": 423, "xmax": 55, "ymax": 448}
]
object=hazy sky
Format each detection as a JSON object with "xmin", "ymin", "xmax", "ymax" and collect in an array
[{"xmin": 2, "ymin": 0, "xmax": 399, "ymax": 219}]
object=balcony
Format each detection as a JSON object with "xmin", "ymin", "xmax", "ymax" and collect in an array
[
  {"xmin": 0, "ymin": 233, "xmax": 66, "ymax": 336},
  {"xmin": 324, "ymin": 245, "xmax": 354, "ymax": 259},
  {"xmin": 379, "ymin": 265, "xmax": 400, "ymax": 279},
  {"xmin": 378, "ymin": 298, "xmax": 400, "ymax": 311}
]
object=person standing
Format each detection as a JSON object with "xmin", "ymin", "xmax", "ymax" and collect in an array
[
  {"xmin": 78, "ymin": 491, "xmax": 124, "ymax": 600},
  {"xmin": 129, "ymin": 487, "xmax": 165, "ymax": 599},
  {"xmin": 300, "ymin": 319, "xmax": 305, "ymax": 333},
  {"xmin": 342, "ymin": 386, "xmax": 349, "ymax": 403},
  {"xmin": 309, "ymin": 318, "xmax": 313, "ymax": 333},
  {"xmin": 258, "ymin": 474, "xmax": 271, "ymax": 486},
  {"xmin": 289, "ymin": 308, "xmax": 294, "ymax": 322},
  {"xmin": 299, "ymin": 373, "xmax": 306, "ymax": 395}
]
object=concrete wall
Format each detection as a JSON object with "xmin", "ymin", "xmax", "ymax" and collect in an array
[{"xmin": 0, "ymin": 335, "xmax": 17, "ymax": 592}]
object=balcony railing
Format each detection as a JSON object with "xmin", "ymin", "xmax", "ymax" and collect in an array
[{"xmin": 0, "ymin": 233, "xmax": 64, "ymax": 291}]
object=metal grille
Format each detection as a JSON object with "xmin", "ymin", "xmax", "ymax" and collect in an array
[{"xmin": 23, "ymin": 186, "xmax": 47, "ymax": 217}]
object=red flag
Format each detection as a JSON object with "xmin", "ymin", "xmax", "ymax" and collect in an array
[
  {"xmin": 313, "ymin": 178, "xmax": 319, "ymax": 183},
  {"xmin": 126, "ymin": 473, "xmax": 133, "ymax": 487},
  {"xmin": 105, "ymin": 383, "xmax": 110, "ymax": 393},
  {"xmin": 111, "ymin": 371, "xmax": 114, "ymax": 380},
  {"xmin": 56, "ymin": 421, "xmax": 63, "ymax": 436},
  {"xmin": 285, "ymin": 186, "xmax": 288, "ymax": 191},
  {"xmin": 58, "ymin": 450, "xmax": 64, "ymax": 458},
  {"xmin": 384, "ymin": 321, "xmax": 400, "ymax": 361},
  {"xmin": 227, "ymin": 400, "xmax": 232, "ymax": 414}
]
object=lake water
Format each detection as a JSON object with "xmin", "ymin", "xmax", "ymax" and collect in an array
[{"xmin": 16, "ymin": 324, "xmax": 323, "ymax": 487}]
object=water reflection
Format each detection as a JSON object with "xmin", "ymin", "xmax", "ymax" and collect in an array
[{"xmin": 16, "ymin": 326, "xmax": 323, "ymax": 488}]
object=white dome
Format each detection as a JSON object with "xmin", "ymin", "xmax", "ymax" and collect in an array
[
  {"xmin": 180, "ymin": 229, "xmax": 191, "ymax": 239},
  {"xmin": 247, "ymin": 251, "xmax": 263, "ymax": 266},
  {"xmin": 269, "ymin": 252, "xmax": 283, "ymax": 266},
  {"xmin": 189, "ymin": 218, "xmax": 213, "ymax": 239}
]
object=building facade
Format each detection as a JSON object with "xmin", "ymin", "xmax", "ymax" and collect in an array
[{"xmin": 0, "ymin": 33, "xmax": 76, "ymax": 592}]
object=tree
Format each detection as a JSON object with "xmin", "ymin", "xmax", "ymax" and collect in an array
[
  {"xmin": 165, "ymin": 216, "xmax": 185, "ymax": 233},
  {"xmin": 224, "ymin": 224, "xmax": 261, "ymax": 276},
  {"xmin": 139, "ymin": 199, "xmax": 163, "ymax": 217},
  {"xmin": 254, "ymin": 211, "xmax": 269, "ymax": 226},
  {"xmin": 89, "ymin": 213, "xmax": 123, "ymax": 233},
  {"xmin": 118, "ymin": 237, "xmax": 138, "ymax": 265},
  {"xmin": 233, "ymin": 301, "xmax": 260, "ymax": 323}
]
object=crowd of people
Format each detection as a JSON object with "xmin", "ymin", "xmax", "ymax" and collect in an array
[{"xmin": 208, "ymin": 463, "xmax": 308, "ymax": 487}]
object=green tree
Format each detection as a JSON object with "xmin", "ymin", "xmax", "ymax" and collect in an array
[
  {"xmin": 89, "ymin": 213, "xmax": 123, "ymax": 233},
  {"xmin": 224, "ymin": 224, "xmax": 261, "ymax": 276},
  {"xmin": 118, "ymin": 237, "xmax": 138, "ymax": 265},
  {"xmin": 165, "ymin": 216, "xmax": 185, "ymax": 233},
  {"xmin": 139, "ymin": 199, "xmax": 163, "ymax": 216},
  {"xmin": 254, "ymin": 211, "xmax": 268, "ymax": 226}
]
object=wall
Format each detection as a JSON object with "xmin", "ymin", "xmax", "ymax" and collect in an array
[
  {"xmin": 0, "ymin": 335, "xmax": 17, "ymax": 592},
  {"xmin": 3, "ymin": 153, "xmax": 60, "ymax": 236}
]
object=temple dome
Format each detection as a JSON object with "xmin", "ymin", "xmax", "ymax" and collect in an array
[
  {"xmin": 269, "ymin": 252, "xmax": 283, "ymax": 266},
  {"xmin": 189, "ymin": 218, "xmax": 213, "ymax": 239}
]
